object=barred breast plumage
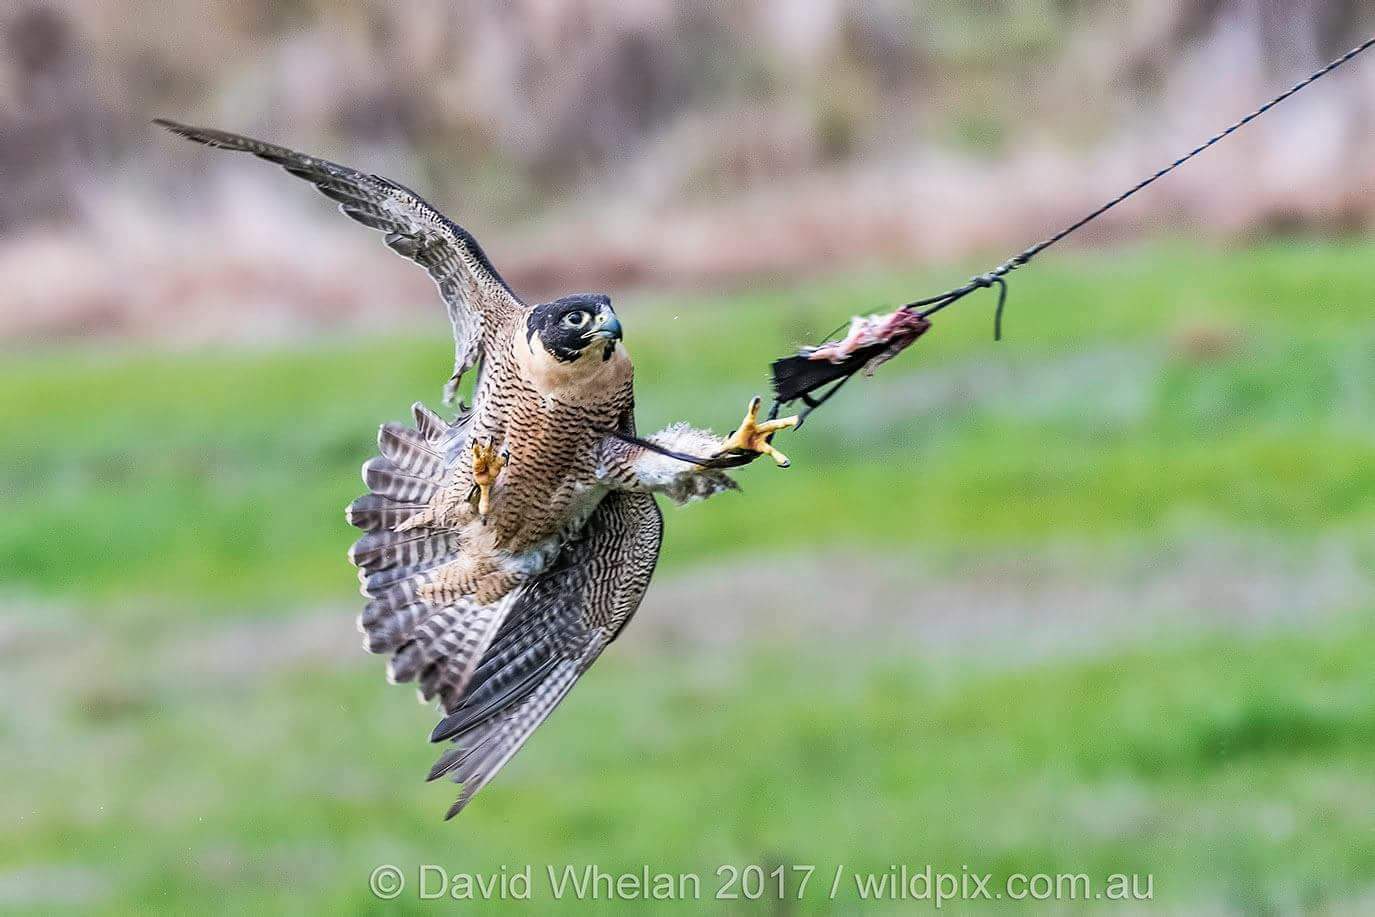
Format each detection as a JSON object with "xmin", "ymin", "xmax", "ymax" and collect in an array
[
  {"xmin": 413, "ymin": 319, "xmax": 636, "ymax": 605},
  {"xmin": 466, "ymin": 335, "xmax": 633, "ymax": 548}
]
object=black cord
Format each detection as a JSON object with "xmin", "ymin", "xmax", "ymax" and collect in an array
[
  {"xmin": 605, "ymin": 430, "xmax": 758, "ymax": 469},
  {"xmin": 627, "ymin": 35, "xmax": 1375, "ymax": 461},
  {"xmin": 770, "ymin": 33, "xmax": 1375, "ymax": 423},
  {"xmin": 906, "ymin": 33, "xmax": 1375, "ymax": 328}
]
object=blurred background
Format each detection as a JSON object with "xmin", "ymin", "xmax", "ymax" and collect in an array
[{"xmin": 3, "ymin": 1, "xmax": 1375, "ymax": 913}]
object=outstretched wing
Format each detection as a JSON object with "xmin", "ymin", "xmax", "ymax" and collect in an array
[
  {"xmin": 155, "ymin": 119, "xmax": 523, "ymax": 396},
  {"xmin": 345, "ymin": 403, "xmax": 663, "ymax": 818},
  {"xmin": 426, "ymin": 490, "xmax": 662, "ymax": 818}
]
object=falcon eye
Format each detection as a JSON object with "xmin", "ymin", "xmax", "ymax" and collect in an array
[{"xmin": 562, "ymin": 310, "xmax": 591, "ymax": 329}]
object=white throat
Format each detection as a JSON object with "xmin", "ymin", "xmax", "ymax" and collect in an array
[{"xmin": 513, "ymin": 328, "xmax": 632, "ymax": 405}]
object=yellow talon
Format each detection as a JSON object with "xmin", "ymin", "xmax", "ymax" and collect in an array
[
  {"xmin": 469, "ymin": 438, "xmax": 507, "ymax": 517},
  {"xmin": 719, "ymin": 396, "xmax": 799, "ymax": 467}
]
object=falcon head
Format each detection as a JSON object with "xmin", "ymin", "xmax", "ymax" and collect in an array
[{"xmin": 527, "ymin": 294, "xmax": 623, "ymax": 364}]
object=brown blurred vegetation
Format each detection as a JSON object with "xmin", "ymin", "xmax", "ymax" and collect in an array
[{"xmin": 2, "ymin": 0, "xmax": 1373, "ymax": 343}]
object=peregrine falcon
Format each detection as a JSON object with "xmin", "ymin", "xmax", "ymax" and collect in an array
[{"xmin": 156, "ymin": 121, "xmax": 797, "ymax": 818}]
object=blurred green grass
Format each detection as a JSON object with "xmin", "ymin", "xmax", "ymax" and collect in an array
[
  {"xmin": 3, "ymin": 239, "xmax": 1375, "ymax": 912},
  {"xmin": 6, "ymin": 617, "xmax": 1374, "ymax": 913},
  {"xmin": 4, "ymin": 240, "xmax": 1374, "ymax": 609}
]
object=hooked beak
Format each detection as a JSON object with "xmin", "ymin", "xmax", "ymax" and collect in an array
[{"xmin": 586, "ymin": 312, "xmax": 622, "ymax": 342}]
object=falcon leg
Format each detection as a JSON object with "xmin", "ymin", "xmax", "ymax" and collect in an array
[
  {"xmin": 467, "ymin": 438, "xmax": 507, "ymax": 517},
  {"xmin": 717, "ymin": 397, "xmax": 799, "ymax": 467}
]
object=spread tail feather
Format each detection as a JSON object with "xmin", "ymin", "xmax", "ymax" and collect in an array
[
  {"xmin": 389, "ymin": 592, "xmax": 519, "ymax": 691},
  {"xmin": 349, "ymin": 400, "xmax": 473, "ymax": 659},
  {"xmin": 378, "ymin": 422, "xmax": 444, "ymax": 478}
]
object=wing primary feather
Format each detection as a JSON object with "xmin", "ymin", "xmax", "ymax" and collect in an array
[
  {"xmin": 154, "ymin": 119, "xmax": 524, "ymax": 391},
  {"xmin": 430, "ymin": 653, "xmax": 560, "ymax": 743},
  {"xmin": 441, "ymin": 643, "xmax": 603, "ymax": 820}
]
